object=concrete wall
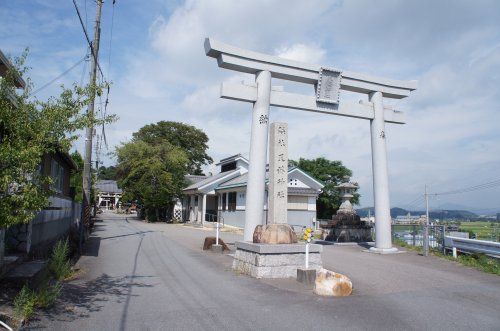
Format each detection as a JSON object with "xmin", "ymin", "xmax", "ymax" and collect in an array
[
  {"xmin": 221, "ymin": 209, "xmax": 316, "ymax": 229},
  {"xmin": 6, "ymin": 196, "xmax": 81, "ymax": 256}
]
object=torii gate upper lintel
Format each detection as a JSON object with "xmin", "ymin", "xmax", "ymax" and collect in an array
[{"xmin": 204, "ymin": 37, "xmax": 418, "ymax": 253}]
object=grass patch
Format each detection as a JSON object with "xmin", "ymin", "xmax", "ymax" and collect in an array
[
  {"xmin": 458, "ymin": 221, "xmax": 499, "ymax": 241},
  {"xmin": 13, "ymin": 285, "xmax": 37, "ymax": 322},
  {"xmin": 435, "ymin": 251, "xmax": 500, "ymax": 275},
  {"xmin": 48, "ymin": 239, "xmax": 73, "ymax": 280},
  {"xmin": 393, "ymin": 238, "xmax": 422, "ymax": 253},
  {"xmin": 12, "ymin": 282, "xmax": 63, "ymax": 324},
  {"xmin": 35, "ymin": 283, "xmax": 62, "ymax": 309}
]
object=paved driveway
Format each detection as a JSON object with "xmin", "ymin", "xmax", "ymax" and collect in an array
[{"xmin": 29, "ymin": 211, "xmax": 500, "ymax": 330}]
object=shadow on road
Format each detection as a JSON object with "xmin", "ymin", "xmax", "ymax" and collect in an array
[{"xmin": 28, "ymin": 273, "xmax": 154, "ymax": 328}]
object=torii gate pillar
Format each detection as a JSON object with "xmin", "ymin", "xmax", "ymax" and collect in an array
[
  {"xmin": 369, "ymin": 91, "xmax": 397, "ymax": 253},
  {"xmin": 244, "ymin": 70, "xmax": 271, "ymax": 241}
]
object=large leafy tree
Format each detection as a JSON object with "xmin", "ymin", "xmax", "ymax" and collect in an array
[
  {"xmin": 0, "ymin": 52, "xmax": 115, "ymax": 228},
  {"xmin": 115, "ymin": 139, "xmax": 189, "ymax": 221},
  {"xmin": 132, "ymin": 121, "xmax": 212, "ymax": 175},
  {"xmin": 291, "ymin": 157, "xmax": 360, "ymax": 219},
  {"xmin": 97, "ymin": 165, "xmax": 116, "ymax": 180}
]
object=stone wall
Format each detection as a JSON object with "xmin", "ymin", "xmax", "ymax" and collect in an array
[{"xmin": 232, "ymin": 242, "xmax": 323, "ymax": 278}]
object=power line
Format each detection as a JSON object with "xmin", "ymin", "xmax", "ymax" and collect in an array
[
  {"xmin": 431, "ymin": 178, "xmax": 500, "ymax": 196},
  {"xmin": 72, "ymin": 0, "xmax": 104, "ymax": 78},
  {"xmin": 31, "ymin": 55, "xmax": 88, "ymax": 96},
  {"xmin": 107, "ymin": 0, "xmax": 115, "ymax": 78}
]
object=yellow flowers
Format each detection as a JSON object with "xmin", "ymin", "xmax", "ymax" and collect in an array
[{"xmin": 303, "ymin": 227, "xmax": 313, "ymax": 243}]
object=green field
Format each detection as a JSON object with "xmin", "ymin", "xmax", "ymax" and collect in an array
[{"xmin": 459, "ymin": 221, "xmax": 500, "ymax": 241}]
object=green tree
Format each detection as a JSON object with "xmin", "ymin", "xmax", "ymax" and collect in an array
[
  {"xmin": 132, "ymin": 121, "xmax": 212, "ymax": 175},
  {"xmin": 70, "ymin": 151, "xmax": 83, "ymax": 203},
  {"xmin": 291, "ymin": 157, "xmax": 360, "ymax": 219},
  {"xmin": 97, "ymin": 165, "xmax": 116, "ymax": 180},
  {"xmin": 115, "ymin": 139, "xmax": 189, "ymax": 221},
  {"xmin": 0, "ymin": 51, "xmax": 115, "ymax": 228}
]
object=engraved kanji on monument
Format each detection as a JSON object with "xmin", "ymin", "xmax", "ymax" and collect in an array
[{"xmin": 268, "ymin": 122, "xmax": 288, "ymax": 224}]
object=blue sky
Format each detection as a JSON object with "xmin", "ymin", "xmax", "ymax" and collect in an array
[{"xmin": 2, "ymin": 0, "xmax": 500, "ymax": 212}]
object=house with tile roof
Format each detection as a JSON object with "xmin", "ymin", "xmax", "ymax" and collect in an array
[{"xmin": 182, "ymin": 154, "xmax": 324, "ymax": 229}]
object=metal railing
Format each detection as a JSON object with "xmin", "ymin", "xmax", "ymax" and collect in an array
[{"xmin": 444, "ymin": 236, "xmax": 500, "ymax": 258}]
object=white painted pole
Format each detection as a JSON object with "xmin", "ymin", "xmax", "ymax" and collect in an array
[
  {"xmin": 369, "ymin": 91, "xmax": 396, "ymax": 253},
  {"xmin": 243, "ymin": 70, "xmax": 271, "ymax": 241},
  {"xmin": 201, "ymin": 194, "xmax": 207, "ymax": 227},
  {"xmin": 216, "ymin": 222, "xmax": 219, "ymax": 245},
  {"xmin": 452, "ymin": 247, "xmax": 457, "ymax": 259},
  {"xmin": 305, "ymin": 242, "xmax": 310, "ymax": 269},
  {"xmin": 424, "ymin": 185, "xmax": 430, "ymax": 256}
]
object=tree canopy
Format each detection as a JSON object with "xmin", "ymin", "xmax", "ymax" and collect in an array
[
  {"xmin": 116, "ymin": 124, "xmax": 198, "ymax": 221},
  {"xmin": 132, "ymin": 121, "xmax": 212, "ymax": 175},
  {"xmin": 291, "ymin": 157, "xmax": 360, "ymax": 219},
  {"xmin": 98, "ymin": 165, "xmax": 116, "ymax": 180},
  {"xmin": 0, "ymin": 52, "xmax": 115, "ymax": 228}
]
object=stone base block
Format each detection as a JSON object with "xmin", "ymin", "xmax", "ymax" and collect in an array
[
  {"xmin": 210, "ymin": 244, "xmax": 223, "ymax": 253},
  {"xmin": 367, "ymin": 247, "xmax": 401, "ymax": 254},
  {"xmin": 297, "ymin": 268, "xmax": 316, "ymax": 285},
  {"xmin": 232, "ymin": 241, "xmax": 323, "ymax": 279}
]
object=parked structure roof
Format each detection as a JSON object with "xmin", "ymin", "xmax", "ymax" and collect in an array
[{"xmin": 96, "ymin": 180, "xmax": 122, "ymax": 194}]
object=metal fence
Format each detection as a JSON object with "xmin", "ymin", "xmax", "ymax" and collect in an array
[{"xmin": 392, "ymin": 224, "xmax": 447, "ymax": 252}]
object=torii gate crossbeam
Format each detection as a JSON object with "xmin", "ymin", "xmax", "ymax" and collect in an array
[{"xmin": 205, "ymin": 38, "xmax": 417, "ymax": 253}]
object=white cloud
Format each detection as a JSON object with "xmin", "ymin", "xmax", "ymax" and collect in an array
[{"xmin": 6, "ymin": 0, "xmax": 500, "ymax": 211}]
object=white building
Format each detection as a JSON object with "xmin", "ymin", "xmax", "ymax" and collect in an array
[{"xmin": 182, "ymin": 154, "xmax": 324, "ymax": 229}]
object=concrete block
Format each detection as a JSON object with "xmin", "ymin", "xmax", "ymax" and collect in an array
[
  {"xmin": 297, "ymin": 268, "xmax": 317, "ymax": 285},
  {"xmin": 210, "ymin": 244, "xmax": 224, "ymax": 253}
]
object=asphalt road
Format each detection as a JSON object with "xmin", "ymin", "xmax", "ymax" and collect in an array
[{"xmin": 29, "ymin": 211, "xmax": 500, "ymax": 330}]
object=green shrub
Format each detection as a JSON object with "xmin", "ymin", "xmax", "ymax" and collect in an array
[
  {"xmin": 48, "ymin": 239, "xmax": 72, "ymax": 280},
  {"xmin": 13, "ymin": 285, "xmax": 36, "ymax": 321},
  {"xmin": 36, "ymin": 283, "xmax": 62, "ymax": 308},
  {"xmin": 457, "ymin": 253, "xmax": 500, "ymax": 275}
]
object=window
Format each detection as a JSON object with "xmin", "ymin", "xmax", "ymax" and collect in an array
[
  {"xmin": 194, "ymin": 196, "xmax": 198, "ymax": 206},
  {"xmin": 221, "ymin": 162, "xmax": 237, "ymax": 172},
  {"xmin": 228, "ymin": 192, "xmax": 237, "ymax": 211},
  {"xmin": 50, "ymin": 159, "xmax": 64, "ymax": 193}
]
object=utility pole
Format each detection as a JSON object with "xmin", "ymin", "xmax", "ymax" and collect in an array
[
  {"xmin": 81, "ymin": 0, "xmax": 103, "ymax": 252},
  {"xmin": 424, "ymin": 185, "xmax": 430, "ymax": 256}
]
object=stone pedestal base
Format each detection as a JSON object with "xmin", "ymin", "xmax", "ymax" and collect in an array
[
  {"xmin": 367, "ymin": 246, "xmax": 401, "ymax": 254},
  {"xmin": 232, "ymin": 241, "xmax": 322, "ymax": 279},
  {"xmin": 297, "ymin": 268, "xmax": 316, "ymax": 285},
  {"xmin": 210, "ymin": 244, "xmax": 223, "ymax": 253}
]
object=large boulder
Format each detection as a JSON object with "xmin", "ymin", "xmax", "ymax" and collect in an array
[
  {"xmin": 313, "ymin": 268, "xmax": 352, "ymax": 297},
  {"xmin": 253, "ymin": 224, "xmax": 297, "ymax": 244}
]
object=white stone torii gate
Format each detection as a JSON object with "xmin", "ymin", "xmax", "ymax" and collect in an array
[{"xmin": 205, "ymin": 38, "xmax": 417, "ymax": 253}]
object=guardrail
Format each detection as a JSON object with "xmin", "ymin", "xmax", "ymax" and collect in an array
[{"xmin": 444, "ymin": 236, "xmax": 500, "ymax": 258}]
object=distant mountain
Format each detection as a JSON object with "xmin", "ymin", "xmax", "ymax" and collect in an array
[{"xmin": 356, "ymin": 207, "xmax": 479, "ymax": 220}]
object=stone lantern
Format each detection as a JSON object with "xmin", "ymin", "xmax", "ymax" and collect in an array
[{"xmin": 321, "ymin": 176, "xmax": 373, "ymax": 242}]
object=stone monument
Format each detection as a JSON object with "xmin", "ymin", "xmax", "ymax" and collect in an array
[
  {"xmin": 232, "ymin": 123, "xmax": 322, "ymax": 278},
  {"xmin": 321, "ymin": 177, "xmax": 372, "ymax": 242},
  {"xmin": 253, "ymin": 123, "xmax": 296, "ymax": 244}
]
